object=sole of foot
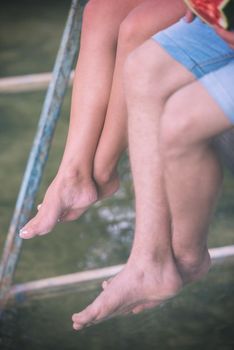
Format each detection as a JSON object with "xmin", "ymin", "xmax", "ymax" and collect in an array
[
  {"xmin": 19, "ymin": 173, "xmax": 120, "ymax": 239},
  {"xmin": 72, "ymin": 258, "xmax": 183, "ymax": 330}
]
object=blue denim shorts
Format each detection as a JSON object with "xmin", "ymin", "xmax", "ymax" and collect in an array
[{"xmin": 152, "ymin": 18, "xmax": 234, "ymax": 124}]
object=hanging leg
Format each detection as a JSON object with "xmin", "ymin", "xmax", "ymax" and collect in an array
[
  {"xmin": 71, "ymin": 40, "xmax": 195, "ymax": 330},
  {"xmin": 160, "ymin": 79, "xmax": 232, "ymax": 283},
  {"xmin": 19, "ymin": 0, "xmax": 146, "ymax": 238},
  {"xmin": 20, "ymin": 0, "xmax": 186, "ymax": 237}
]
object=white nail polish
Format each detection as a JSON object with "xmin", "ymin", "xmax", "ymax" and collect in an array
[{"xmin": 19, "ymin": 229, "xmax": 28, "ymax": 237}]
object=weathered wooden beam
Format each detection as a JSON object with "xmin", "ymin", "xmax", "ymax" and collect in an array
[
  {"xmin": 209, "ymin": 245, "xmax": 234, "ymax": 264},
  {"xmin": 0, "ymin": 0, "xmax": 83, "ymax": 312},
  {"xmin": 0, "ymin": 71, "xmax": 75, "ymax": 93},
  {"xmin": 9, "ymin": 265, "xmax": 124, "ymax": 303},
  {"xmin": 8, "ymin": 245, "xmax": 234, "ymax": 304}
]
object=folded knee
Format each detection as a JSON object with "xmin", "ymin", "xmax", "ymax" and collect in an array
[
  {"xmin": 83, "ymin": 0, "xmax": 109, "ymax": 18},
  {"xmin": 124, "ymin": 41, "xmax": 172, "ymax": 98},
  {"xmin": 118, "ymin": 11, "xmax": 147, "ymax": 50},
  {"xmin": 83, "ymin": 0, "xmax": 119, "ymax": 32},
  {"xmin": 83, "ymin": 0, "xmax": 101, "ymax": 25},
  {"xmin": 124, "ymin": 45, "xmax": 149, "ymax": 84}
]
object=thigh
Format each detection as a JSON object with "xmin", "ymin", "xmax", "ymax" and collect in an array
[
  {"xmin": 83, "ymin": 0, "xmax": 146, "ymax": 40},
  {"xmin": 163, "ymin": 75, "xmax": 233, "ymax": 145},
  {"xmin": 126, "ymin": 39, "xmax": 196, "ymax": 101},
  {"xmin": 122, "ymin": 0, "xmax": 186, "ymax": 40},
  {"xmin": 153, "ymin": 17, "xmax": 234, "ymax": 79},
  {"xmin": 151, "ymin": 15, "xmax": 234, "ymax": 140}
]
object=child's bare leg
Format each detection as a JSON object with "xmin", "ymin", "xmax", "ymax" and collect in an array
[
  {"xmin": 20, "ymin": 0, "xmax": 186, "ymax": 238},
  {"xmin": 93, "ymin": 0, "xmax": 186, "ymax": 191},
  {"xmin": 20, "ymin": 0, "xmax": 146, "ymax": 238},
  {"xmin": 56, "ymin": 0, "xmax": 186, "ymax": 221}
]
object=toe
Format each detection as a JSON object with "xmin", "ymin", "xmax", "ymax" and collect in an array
[
  {"xmin": 37, "ymin": 203, "xmax": 42, "ymax": 211},
  {"xmin": 131, "ymin": 305, "xmax": 145, "ymax": 315},
  {"xmin": 102, "ymin": 280, "xmax": 108, "ymax": 289},
  {"xmin": 132, "ymin": 301, "xmax": 158, "ymax": 314},
  {"xmin": 72, "ymin": 290, "xmax": 123, "ymax": 329},
  {"xmin": 60, "ymin": 207, "xmax": 87, "ymax": 222},
  {"xmin": 73, "ymin": 323, "xmax": 83, "ymax": 331},
  {"xmin": 72, "ymin": 304, "xmax": 99, "ymax": 330},
  {"xmin": 102, "ymin": 277, "xmax": 113, "ymax": 290},
  {"xmin": 20, "ymin": 201, "xmax": 62, "ymax": 238},
  {"xmin": 19, "ymin": 228, "xmax": 34, "ymax": 239}
]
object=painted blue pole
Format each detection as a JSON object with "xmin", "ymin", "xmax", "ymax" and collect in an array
[{"xmin": 0, "ymin": 0, "xmax": 83, "ymax": 310}]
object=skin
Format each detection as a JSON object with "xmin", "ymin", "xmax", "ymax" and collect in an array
[
  {"xmin": 214, "ymin": 26, "xmax": 234, "ymax": 48},
  {"xmin": 72, "ymin": 31, "xmax": 234, "ymax": 330},
  {"xmin": 18, "ymin": 0, "xmax": 234, "ymax": 331},
  {"xmin": 19, "ymin": 0, "xmax": 186, "ymax": 238}
]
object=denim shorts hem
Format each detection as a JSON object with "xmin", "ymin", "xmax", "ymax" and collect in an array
[{"xmin": 152, "ymin": 19, "xmax": 234, "ymax": 124}]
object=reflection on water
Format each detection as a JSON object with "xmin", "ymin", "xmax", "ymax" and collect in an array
[{"xmin": 0, "ymin": 1, "xmax": 234, "ymax": 349}]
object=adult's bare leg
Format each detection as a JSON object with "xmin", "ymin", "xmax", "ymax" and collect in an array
[
  {"xmin": 20, "ymin": 0, "xmax": 146, "ymax": 238},
  {"xmin": 72, "ymin": 41, "xmax": 196, "ymax": 330},
  {"xmin": 160, "ymin": 80, "xmax": 233, "ymax": 283}
]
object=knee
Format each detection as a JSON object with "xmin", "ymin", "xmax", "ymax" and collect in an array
[
  {"xmin": 83, "ymin": 0, "xmax": 108, "ymax": 17},
  {"xmin": 118, "ymin": 12, "xmax": 145, "ymax": 51},
  {"xmin": 124, "ymin": 45, "xmax": 148, "ymax": 84},
  {"xmin": 124, "ymin": 42, "xmax": 169, "ymax": 99},
  {"xmin": 82, "ymin": 0, "xmax": 115, "ymax": 31},
  {"xmin": 83, "ymin": 0, "xmax": 100, "ymax": 25}
]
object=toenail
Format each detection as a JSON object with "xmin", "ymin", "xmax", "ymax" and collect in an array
[
  {"xmin": 72, "ymin": 314, "xmax": 78, "ymax": 322},
  {"xmin": 73, "ymin": 324, "xmax": 79, "ymax": 331},
  {"xmin": 73, "ymin": 322, "xmax": 83, "ymax": 331},
  {"xmin": 19, "ymin": 229, "xmax": 28, "ymax": 237}
]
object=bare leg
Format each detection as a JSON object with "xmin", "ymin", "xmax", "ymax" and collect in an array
[
  {"xmin": 72, "ymin": 41, "xmax": 196, "ymax": 330},
  {"xmin": 93, "ymin": 0, "xmax": 186, "ymax": 188},
  {"xmin": 160, "ymin": 80, "xmax": 232, "ymax": 283},
  {"xmin": 72, "ymin": 42, "xmax": 233, "ymax": 329},
  {"xmin": 100, "ymin": 52, "xmax": 233, "ymax": 320},
  {"xmin": 20, "ymin": 0, "xmax": 186, "ymax": 238},
  {"xmin": 19, "ymin": 0, "xmax": 146, "ymax": 238}
]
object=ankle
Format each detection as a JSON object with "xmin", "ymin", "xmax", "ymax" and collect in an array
[
  {"xmin": 57, "ymin": 165, "xmax": 93, "ymax": 184},
  {"xmin": 93, "ymin": 165, "xmax": 117, "ymax": 186},
  {"xmin": 93, "ymin": 165, "xmax": 120, "ymax": 199},
  {"xmin": 129, "ymin": 244, "xmax": 177, "ymax": 270},
  {"xmin": 127, "ymin": 249, "xmax": 183, "ymax": 296},
  {"xmin": 175, "ymin": 248, "xmax": 211, "ymax": 283}
]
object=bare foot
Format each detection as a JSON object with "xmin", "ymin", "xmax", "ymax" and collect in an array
[
  {"xmin": 72, "ymin": 257, "xmax": 182, "ymax": 330},
  {"xmin": 19, "ymin": 172, "xmax": 119, "ymax": 239},
  {"xmin": 102, "ymin": 249, "xmax": 211, "ymax": 291}
]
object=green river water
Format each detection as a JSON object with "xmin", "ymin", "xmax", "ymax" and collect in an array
[{"xmin": 0, "ymin": 1, "xmax": 234, "ymax": 349}]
